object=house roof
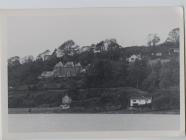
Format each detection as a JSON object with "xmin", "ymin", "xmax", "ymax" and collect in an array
[
  {"xmin": 64, "ymin": 61, "xmax": 74, "ymax": 67},
  {"xmin": 75, "ymin": 62, "xmax": 81, "ymax": 67},
  {"xmin": 55, "ymin": 61, "xmax": 64, "ymax": 67},
  {"xmin": 129, "ymin": 54, "xmax": 141, "ymax": 57},
  {"xmin": 130, "ymin": 96, "xmax": 152, "ymax": 100},
  {"xmin": 54, "ymin": 61, "xmax": 81, "ymax": 68}
]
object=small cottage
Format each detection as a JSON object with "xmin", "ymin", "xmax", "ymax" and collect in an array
[{"xmin": 129, "ymin": 96, "xmax": 152, "ymax": 107}]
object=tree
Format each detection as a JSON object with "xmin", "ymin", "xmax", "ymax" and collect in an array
[
  {"xmin": 85, "ymin": 59, "xmax": 113, "ymax": 87},
  {"xmin": 142, "ymin": 61, "xmax": 162, "ymax": 91},
  {"xmin": 95, "ymin": 39, "xmax": 119, "ymax": 53},
  {"xmin": 166, "ymin": 28, "xmax": 179, "ymax": 46},
  {"xmin": 58, "ymin": 40, "xmax": 80, "ymax": 56},
  {"xmin": 93, "ymin": 60, "xmax": 113, "ymax": 81},
  {"xmin": 19, "ymin": 55, "xmax": 34, "ymax": 64},
  {"xmin": 78, "ymin": 50, "xmax": 94, "ymax": 66},
  {"xmin": 8, "ymin": 56, "xmax": 20, "ymax": 66},
  {"xmin": 147, "ymin": 34, "xmax": 160, "ymax": 47},
  {"xmin": 127, "ymin": 59, "xmax": 150, "ymax": 88},
  {"xmin": 159, "ymin": 59, "xmax": 179, "ymax": 88}
]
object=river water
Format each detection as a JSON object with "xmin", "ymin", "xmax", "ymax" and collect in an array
[{"xmin": 8, "ymin": 114, "xmax": 180, "ymax": 132}]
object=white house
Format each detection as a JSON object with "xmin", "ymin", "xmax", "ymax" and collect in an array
[
  {"xmin": 130, "ymin": 96, "xmax": 152, "ymax": 107},
  {"xmin": 127, "ymin": 54, "xmax": 141, "ymax": 63}
]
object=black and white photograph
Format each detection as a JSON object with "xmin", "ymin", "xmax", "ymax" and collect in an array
[{"xmin": 0, "ymin": 6, "xmax": 184, "ymax": 137}]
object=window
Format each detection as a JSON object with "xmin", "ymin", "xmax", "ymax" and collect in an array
[
  {"xmin": 66, "ymin": 71, "xmax": 71, "ymax": 77},
  {"xmin": 132, "ymin": 99, "xmax": 136, "ymax": 102}
]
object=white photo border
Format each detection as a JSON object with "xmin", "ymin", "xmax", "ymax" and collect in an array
[{"xmin": 0, "ymin": 2, "xmax": 185, "ymax": 139}]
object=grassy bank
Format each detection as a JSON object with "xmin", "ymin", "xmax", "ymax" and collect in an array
[{"xmin": 8, "ymin": 86, "xmax": 180, "ymax": 113}]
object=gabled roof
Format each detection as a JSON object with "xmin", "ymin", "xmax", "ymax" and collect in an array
[
  {"xmin": 64, "ymin": 61, "xmax": 74, "ymax": 67},
  {"xmin": 75, "ymin": 62, "xmax": 81, "ymax": 67},
  {"xmin": 55, "ymin": 61, "xmax": 64, "ymax": 67},
  {"xmin": 130, "ymin": 96, "xmax": 152, "ymax": 100}
]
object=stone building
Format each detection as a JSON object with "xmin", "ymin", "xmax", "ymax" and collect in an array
[
  {"xmin": 39, "ymin": 61, "xmax": 82, "ymax": 79},
  {"xmin": 53, "ymin": 61, "xmax": 82, "ymax": 78}
]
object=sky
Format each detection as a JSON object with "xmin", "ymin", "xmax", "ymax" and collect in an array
[{"xmin": 7, "ymin": 7, "xmax": 182, "ymax": 58}]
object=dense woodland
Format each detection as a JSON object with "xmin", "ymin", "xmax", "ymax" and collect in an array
[{"xmin": 8, "ymin": 28, "xmax": 180, "ymax": 112}]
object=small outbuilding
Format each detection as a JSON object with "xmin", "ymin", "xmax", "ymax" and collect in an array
[
  {"xmin": 60, "ymin": 95, "xmax": 72, "ymax": 110},
  {"xmin": 129, "ymin": 96, "xmax": 152, "ymax": 107}
]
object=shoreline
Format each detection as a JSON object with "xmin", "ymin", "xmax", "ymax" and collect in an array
[{"xmin": 8, "ymin": 107, "xmax": 180, "ymax": 114}]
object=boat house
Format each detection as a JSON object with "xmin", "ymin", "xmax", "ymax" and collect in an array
[{"xmin": 129, "ymin": 96, "xmax": 152, "ymax": 107}]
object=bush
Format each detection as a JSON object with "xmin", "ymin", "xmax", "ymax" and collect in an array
[{"xmin": 152, "ymin": 87, "xmax": 180, "ymax": 110}]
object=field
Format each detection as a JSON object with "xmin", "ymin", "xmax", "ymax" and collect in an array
[{"xmin": 8, "ymin": 114, "xmax": 180, "ymax": 132}]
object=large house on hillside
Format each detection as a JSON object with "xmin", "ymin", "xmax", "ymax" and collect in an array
[
  {"xmin": 38, "ymin": 61, "xmax": 82, "ymax": 79},
  {"xmin": 127, "ymin": 54, "xmax": 141, "ymax": 63},
  {"xmin": 53, "ymin": 61, "xmax": 82, "ymax": 77}
]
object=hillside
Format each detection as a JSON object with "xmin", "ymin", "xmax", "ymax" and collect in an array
[{"xmin": 8, "ymin": 28, "xmax": 180, "ymax": 113}]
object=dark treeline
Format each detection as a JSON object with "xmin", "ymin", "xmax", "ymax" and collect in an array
[{"xmin": 8, "ymin": 42, "xmax": 179, "ymax": 91}]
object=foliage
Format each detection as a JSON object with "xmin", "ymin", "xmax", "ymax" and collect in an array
[
  {"xmin": 147, "ymin": 34, "xmax": 160, "ymax": 47},
  {"xmin": 9, "ymin": 87, "xmax": 145, "ymax": 109},
  {"xmin": 152, "ymin": 87, "xmax": 180, "ymax": 110},
  {"xmin": 127, "ymin": 59, "xmax": 150, "ymax": 88},
  {"xmin": 166, "ymin": 28, "xmax": 180, "ymax": 47},
  {"xmin": 142, "ymin": 61, "xmax": 162, "ymax": 91},
  {"xmin": 159, "ymin": 58, "xmax": 179, "ymax": 88}
]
